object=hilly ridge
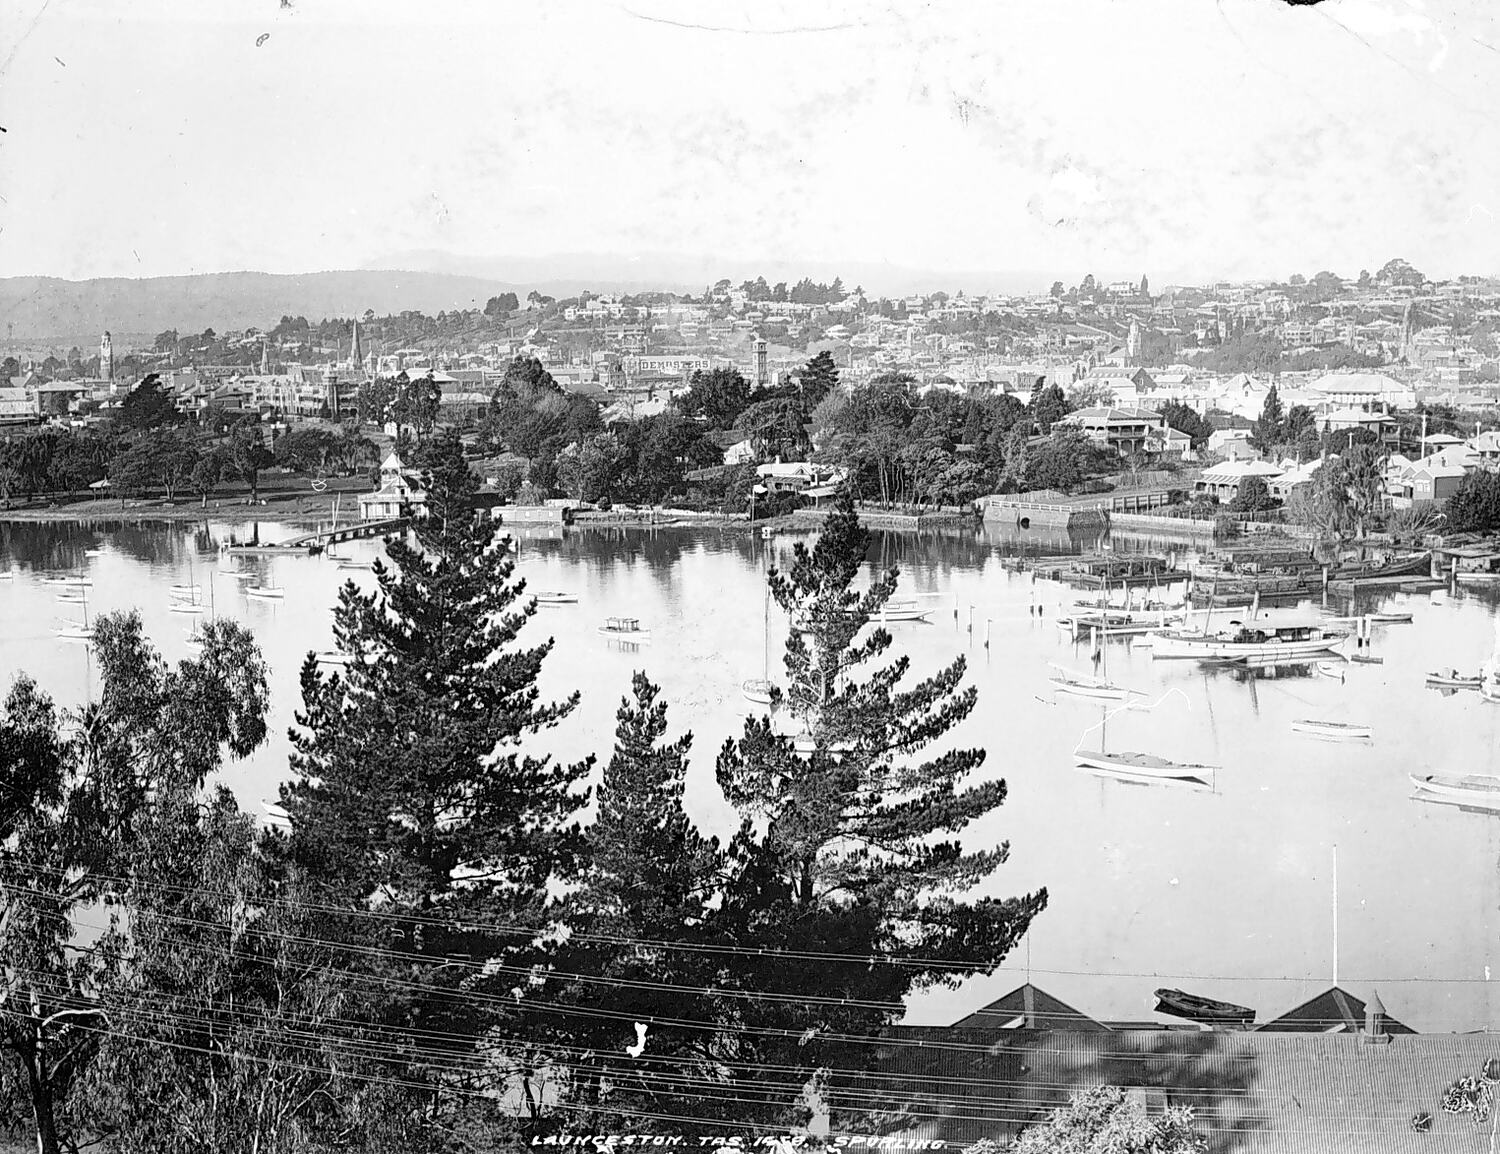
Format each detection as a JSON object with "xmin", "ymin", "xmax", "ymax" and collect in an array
[{"xmin": 0, "ymin": 270, "xmax": 543, "ymax": 343}]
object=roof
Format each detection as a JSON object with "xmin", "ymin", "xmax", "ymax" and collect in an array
[
  {"xmin": 867, "ymin": 1025, "xmax": 1498, "ymax": 1151},
  {"xmin": 1199, "ymin": 459, "xmax": 1284, "ymax": 482},
  {"xmin": 950, "ymin": 984, "xmax": 1109, "ymax": 1032},
  {"xmin": 1063, "ymin": 406, "xmax": 1163, "ymax": 423},
  {"xmin": 1256, "ymin": 985, "xmax": 1414, "ymax": 1034},
  {"xmin": 1320, "ymin": 407, "xmax": 1397, "ymax": 425},
  {"xmin": 1309, "ymin": 371, "xmax": 1407, "ymax": 395}
]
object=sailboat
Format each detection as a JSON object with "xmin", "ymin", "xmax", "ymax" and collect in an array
[
  {"xmin": 55, "ymin": 594, "xmax": 94, "ymax": 642},
  {"xmin": 742, "ymin": 561, "xmax": 777, "ymax": 707},
  {"xmin": 170, "ymin": 554, "xmax": 206, "ymax": 613},
  {"xmin": 1048, "ymin": 624, "xmax": 1142, "ymax": 700}
]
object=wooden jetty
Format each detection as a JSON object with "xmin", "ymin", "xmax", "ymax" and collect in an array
[{"xmin": 225, "ymin": 518, "xmax": 407, "ymax": 556}]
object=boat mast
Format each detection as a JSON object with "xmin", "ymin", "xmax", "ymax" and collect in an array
[{"xmin": 1332, "ymin": 843, "xmax": 1339, "ymax": 987}]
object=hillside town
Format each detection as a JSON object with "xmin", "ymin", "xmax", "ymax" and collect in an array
[{"xmin": 3, "ymin": 259, "xmax": 1500, "ymax": 540}]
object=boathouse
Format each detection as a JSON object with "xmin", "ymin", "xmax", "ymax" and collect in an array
[
  {"xmin": 358, "ymin": 452, "xmax": 427, "ymax": 520},
  {"xmin": 859, "ymin": 984, "xmax": 1493, "ymax": 1151}
]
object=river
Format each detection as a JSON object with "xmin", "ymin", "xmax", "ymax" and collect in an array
[{"xmin": 0, "ymin": 517, "xmax": 1496, "ymax": 1035}]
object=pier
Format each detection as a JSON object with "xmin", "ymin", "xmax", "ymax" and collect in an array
[{"xmin": 225, "ymin": 518, "xmax": 408, "ymax": 555}]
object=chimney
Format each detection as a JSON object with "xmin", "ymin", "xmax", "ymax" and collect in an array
[{"xmin": 1363, "ymin": 989, "xmax": 1391, "ymax": 1044}]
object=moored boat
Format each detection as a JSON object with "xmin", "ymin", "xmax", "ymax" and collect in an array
[
  {"xmin": 55, "ymin": 624, "xmax": 94, "ymax": 641},
  {"xmin": 599, "ymin": 616, "xmax": 651, "ymax": 643},
  {"xmin": 170, "ymin": 584, "xmax": 202, "ymax": 596},
  {"xmin": 1291, "ymin": 719, "xmax": 1373, "ymax": 740},
  {"xmin": 532, "ymin": 591, "xmax": 579, "ymax": 605},
  {"xmin": 1149, "ymin": 613, "xmax": 1348, "ymax": 661},
  {"xmin": 1073, "ymin": 749, "xmax": 1217, "ymax": 783},
  {"xmin": 245, "ymin": 586, "xmax": 286, "ymax": 600},
  {"xmin": 1367, "ymin": 611, "xmax": 1414, "ymax": 624},
  {"xmin": 1409, "ymin": 774, "xmax": 1500, "ymax": 808},
  {"xmin": 1426, "ymin": 670, "xmax": 1482, "ymax": 689},
  {"xmin": 169, "ymin": 601, "xmax": 206, "ymax": 614},
  {"xmin": 224, "ymin": 570, "xmax": 259, "ymax": 582},
  {"xmin": 1154, "ymin": 988, "xmax": 1255, "ymax": 1026},
  {"xmin": 1048, "ymin": 665, "xmax": 1143, "ymax": 701},
  {"xmin": 1315, "ymin": 661, "xmax": 1346, "ymax": 680},
  {"xmin": 742, "ymin": 678, "xmax": 775, "ymax": 706}
]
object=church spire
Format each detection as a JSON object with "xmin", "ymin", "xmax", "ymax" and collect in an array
[{"xmin": 349, "ymin": 320, "xmax": 364, "ymax": 372}]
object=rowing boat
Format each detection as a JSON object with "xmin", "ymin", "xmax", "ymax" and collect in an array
[
  {"xmin": 1409, "ymin": 774, "xmax": 1500, "ymax": 808},
  {"xmin": 1315, "ymin": 661, "xmax": 1346, "ymax": 680},
  {"xmin": 1291, "ymin": 719, "xmax": 1372, "ymax": 739},
  {"xmin": 1426, "ymin": 671, "xmax": 1482, "ymax": 689},
  {"xmin": 532, "ymin": 591, "xmax": 579, "ymax": 605},
  {"xmin": 1154, "ymin": 988, "xmax": 1255, "ymax": 1026}
]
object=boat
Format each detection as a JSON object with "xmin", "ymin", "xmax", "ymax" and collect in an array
[
  {"xmin": 1425, "ymin": 670, "xmax": 1482, "ymax": 689},
  {"xmin": 1409, "ymin": 774, "xmax": 1500, "ymax": 808},
  {"xmin": 532, "ymin": 591, "xmax": 578, "ymax": 605},
  {"xmin": 1455, "ymin": 571, "xmax": 1500, "ymax": 586},
  {"xmin": 170, "ymin": 584, "xmax": 202, "ymax": 596},
  {"xmin": 871, "ymin": 605, "xmax": 931, "ymax": 623},
  {"xmin": 55, "ymin": 591, "xmax": 88, "ymax": 604},
  {"xmin": 0, "ymin": 571, "xmax": 12, "ymax": 581},
  {"xmin": 83, "ymin": 548, "xmax": 105, "ymax": 558},
  {"xmin": 337, "ymin": 560, "xmax": 375, "ymax": 571},
  {"xmin": 1291, "ymin": 719, "xmax": 1373, "ymax": 740},
  {"xmin": 43, "ymin": 576, "xmax": 90, "ymax": 588},
  {"xmin": 1149, "ymin": 613, "xmax": 1349, "ymax": 661},
  {"xmin": 1154, "ymin": 988, "xmax": 1255, "ymax": 1027},
  {"xmin": 55, "ymin": 624, "xmax": 95, "ymax": 641},
  {"xmin": 245, "ymin": 586, "xmax": 286, "ymax": 600},
  {"xmin": 598, "ymin": 616, "xmax": 650, "ymax": 643},
  {"xmin": 1366, "ymin": 611, "xmax": 1413, "ymax": 624},
  {"xmin": 169, "ymin": 601, "xmax": 206, "ymax": 614},
  {"xmin": 1048, "ymin": 664, "xmax": 1143, "ymax": 702},
  {"xmin": 742, "ymin": 678, "xmax": 775, "ymax": 706},
  {"xmin": 1315, "ymin": 661, "xmax": 1347, "ymax": 680},
  {"xmin": 224, "ymin": 570, "xmax": 259, "ymax": 582},
  {"xmin": 1073, "ymin": 750, "xmax": 1217, "ymax": 783}
]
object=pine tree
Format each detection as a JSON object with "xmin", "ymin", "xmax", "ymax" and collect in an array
[
  {"xmin": 800, "ymin": 351, "xmax": 841, "ymax": 408},
  {"xmin": 1250, "ymin": 385, "xmax": 1285, "ymax": 453},
  {"xmin": 536, "ymin": 674, "xmax": 732, "ymax": 1129},
  {"xmin": 285, "ymin": 434, "xmax": 592, "ymax": 1119},
  {"xmin": 711, "ymin": 495, "xmax": 1047, "ymax": 1128}
]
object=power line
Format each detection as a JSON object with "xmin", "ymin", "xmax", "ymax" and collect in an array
[{"xmin": 5, "ymin": 858, "xmax": 1488, "ymax": 987}]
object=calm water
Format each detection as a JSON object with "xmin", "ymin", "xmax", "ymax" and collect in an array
[{"xmin": 0, "ymin": 518, "xmax": 1497, "ymax": 1034}]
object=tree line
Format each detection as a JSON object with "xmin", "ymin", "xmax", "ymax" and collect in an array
[{"xmin": 0, "ymin": 457, "xmax": 1045, "ymax": 1153}]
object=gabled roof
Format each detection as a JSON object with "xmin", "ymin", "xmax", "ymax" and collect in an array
[
  {"xmin": 949, "ymin": 983, "xmax": 1109, "ymax": 1032},
  {"xmin": 1309, "ymin": 371, "xmax": 1407, "ymax": 394},
  {"xmin": 1256, "ymin": 985, "xmax": 1414, "ymax": 1034}
]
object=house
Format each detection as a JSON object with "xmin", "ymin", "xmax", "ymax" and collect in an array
[
  {"xmin": 754, "ymin": 460, "xmax": 845, "ymax": 495},
  {"xmin": 357, "ymin": 452, "xmax": 426, "ymax": 521},
  {"xmin": 1469, "ymin": 430, "xmax": 1500, "ymax": 465},
  {"xmin": 1194, "ymin": 458, "xmax": 1284, "ymax": 500},
  {"xmin": 864, "ymin": 985, "xmax": 1494, "ymax": 1151},
  {"xmin": 0, "ymin": 387, "xmax": 39, "ymax": 425},
  {"xmin": 1319, "ymin": 407, "xmax": 1401, "ymax": 448},
  {"xmin": 1056, "ymin": 407, "xmax": 1167, "ymax": 458},
  {"xmin": 1391, "ymin": 453, "xmax": 1471, "ymax": 508},
  {"xmin": 1207, "ymin": 427, "xmax": 1259, "ymax": 461},
  {"xmin": 1308, "ymin": 371, "xmax": 1415, "ymax": 409}
]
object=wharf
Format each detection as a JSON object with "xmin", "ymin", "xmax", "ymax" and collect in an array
[{"xmin": 225, "ymin": 517, "xmax": 407, "ymax": 556}]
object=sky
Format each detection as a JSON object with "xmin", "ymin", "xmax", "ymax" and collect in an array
[{"xmin": 2, "ymin": 0, "xmax": 1499, "ymax": 292}]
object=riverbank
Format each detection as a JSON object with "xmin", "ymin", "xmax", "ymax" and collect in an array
[{"xmin": 0, "ymin": 492, "xmax": 345, "ymax": 526}]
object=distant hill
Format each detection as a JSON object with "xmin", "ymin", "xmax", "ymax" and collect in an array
[{"xmin": 0, "ymin": 270, "xmax": 539, "ymax": 343}]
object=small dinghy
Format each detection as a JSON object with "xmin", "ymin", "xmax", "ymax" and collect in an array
[
  {"xmin": 742, "ymin": 678, "xmax": 775, "ymax": 706},
  {"xmin": 1426, "ymin": 670, "xmax": 1482, "ymax": 689},
  {"xmin": 55, "ymin": 591, "xmax": 88, "ymax": 604},
  {"xmin": 225, "ymin": 570, "xmax": 259, "ymax": 582},
  {"xmin": 169, "ymin": 602, "xmax": 206, "ymax": 614},
  {"xmin": 1291, "ymin": 719, "xmax": 1373, "ymax": 740},
  {"xmin": 1073, "ymin": 750, "xmax": 1217, "ymax": 784},
  {"xmin": 1367, "ymin": 611, "xmax": 1413, "ymax": 624},
  {"xmin": 44, "ymin": 576, "xmax": 91, "ymax": 588},
  {"xmin": 1315, "ymin": 661, "xmax": 1346, "ymax": 680},
  {"xmin": 532, "ymin": 591, "xmax": 578, "ymax": 605},
  {"xmin": 1048, "ymin": 664, "xmax": 1143, "ymax": 701},
  {"xmin": 245, "ymin": 586, "xmax": 286, "ymax": 600},
  {"xmin": 55, "ymin": 625, "xmax": 94, "ymax": 642},
  {"xmin": 169, "ymin": 584, "xmax": 202, "ymax": 596},
  {"xmin": 337, "ymin": 561, "xmax": 375, "ymax": 571},
  {"xmin": 1154, "ymin": 988, "xmax": 1255, "ymax": 1027},
  {"xmin": 870, "ymin": 605, "xmax": 930, "ymax": 623}
]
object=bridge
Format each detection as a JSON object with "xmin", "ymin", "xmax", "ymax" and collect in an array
[{"xmin": 225, "ymin": 518, "xmax": 408, "ymax": 555}]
